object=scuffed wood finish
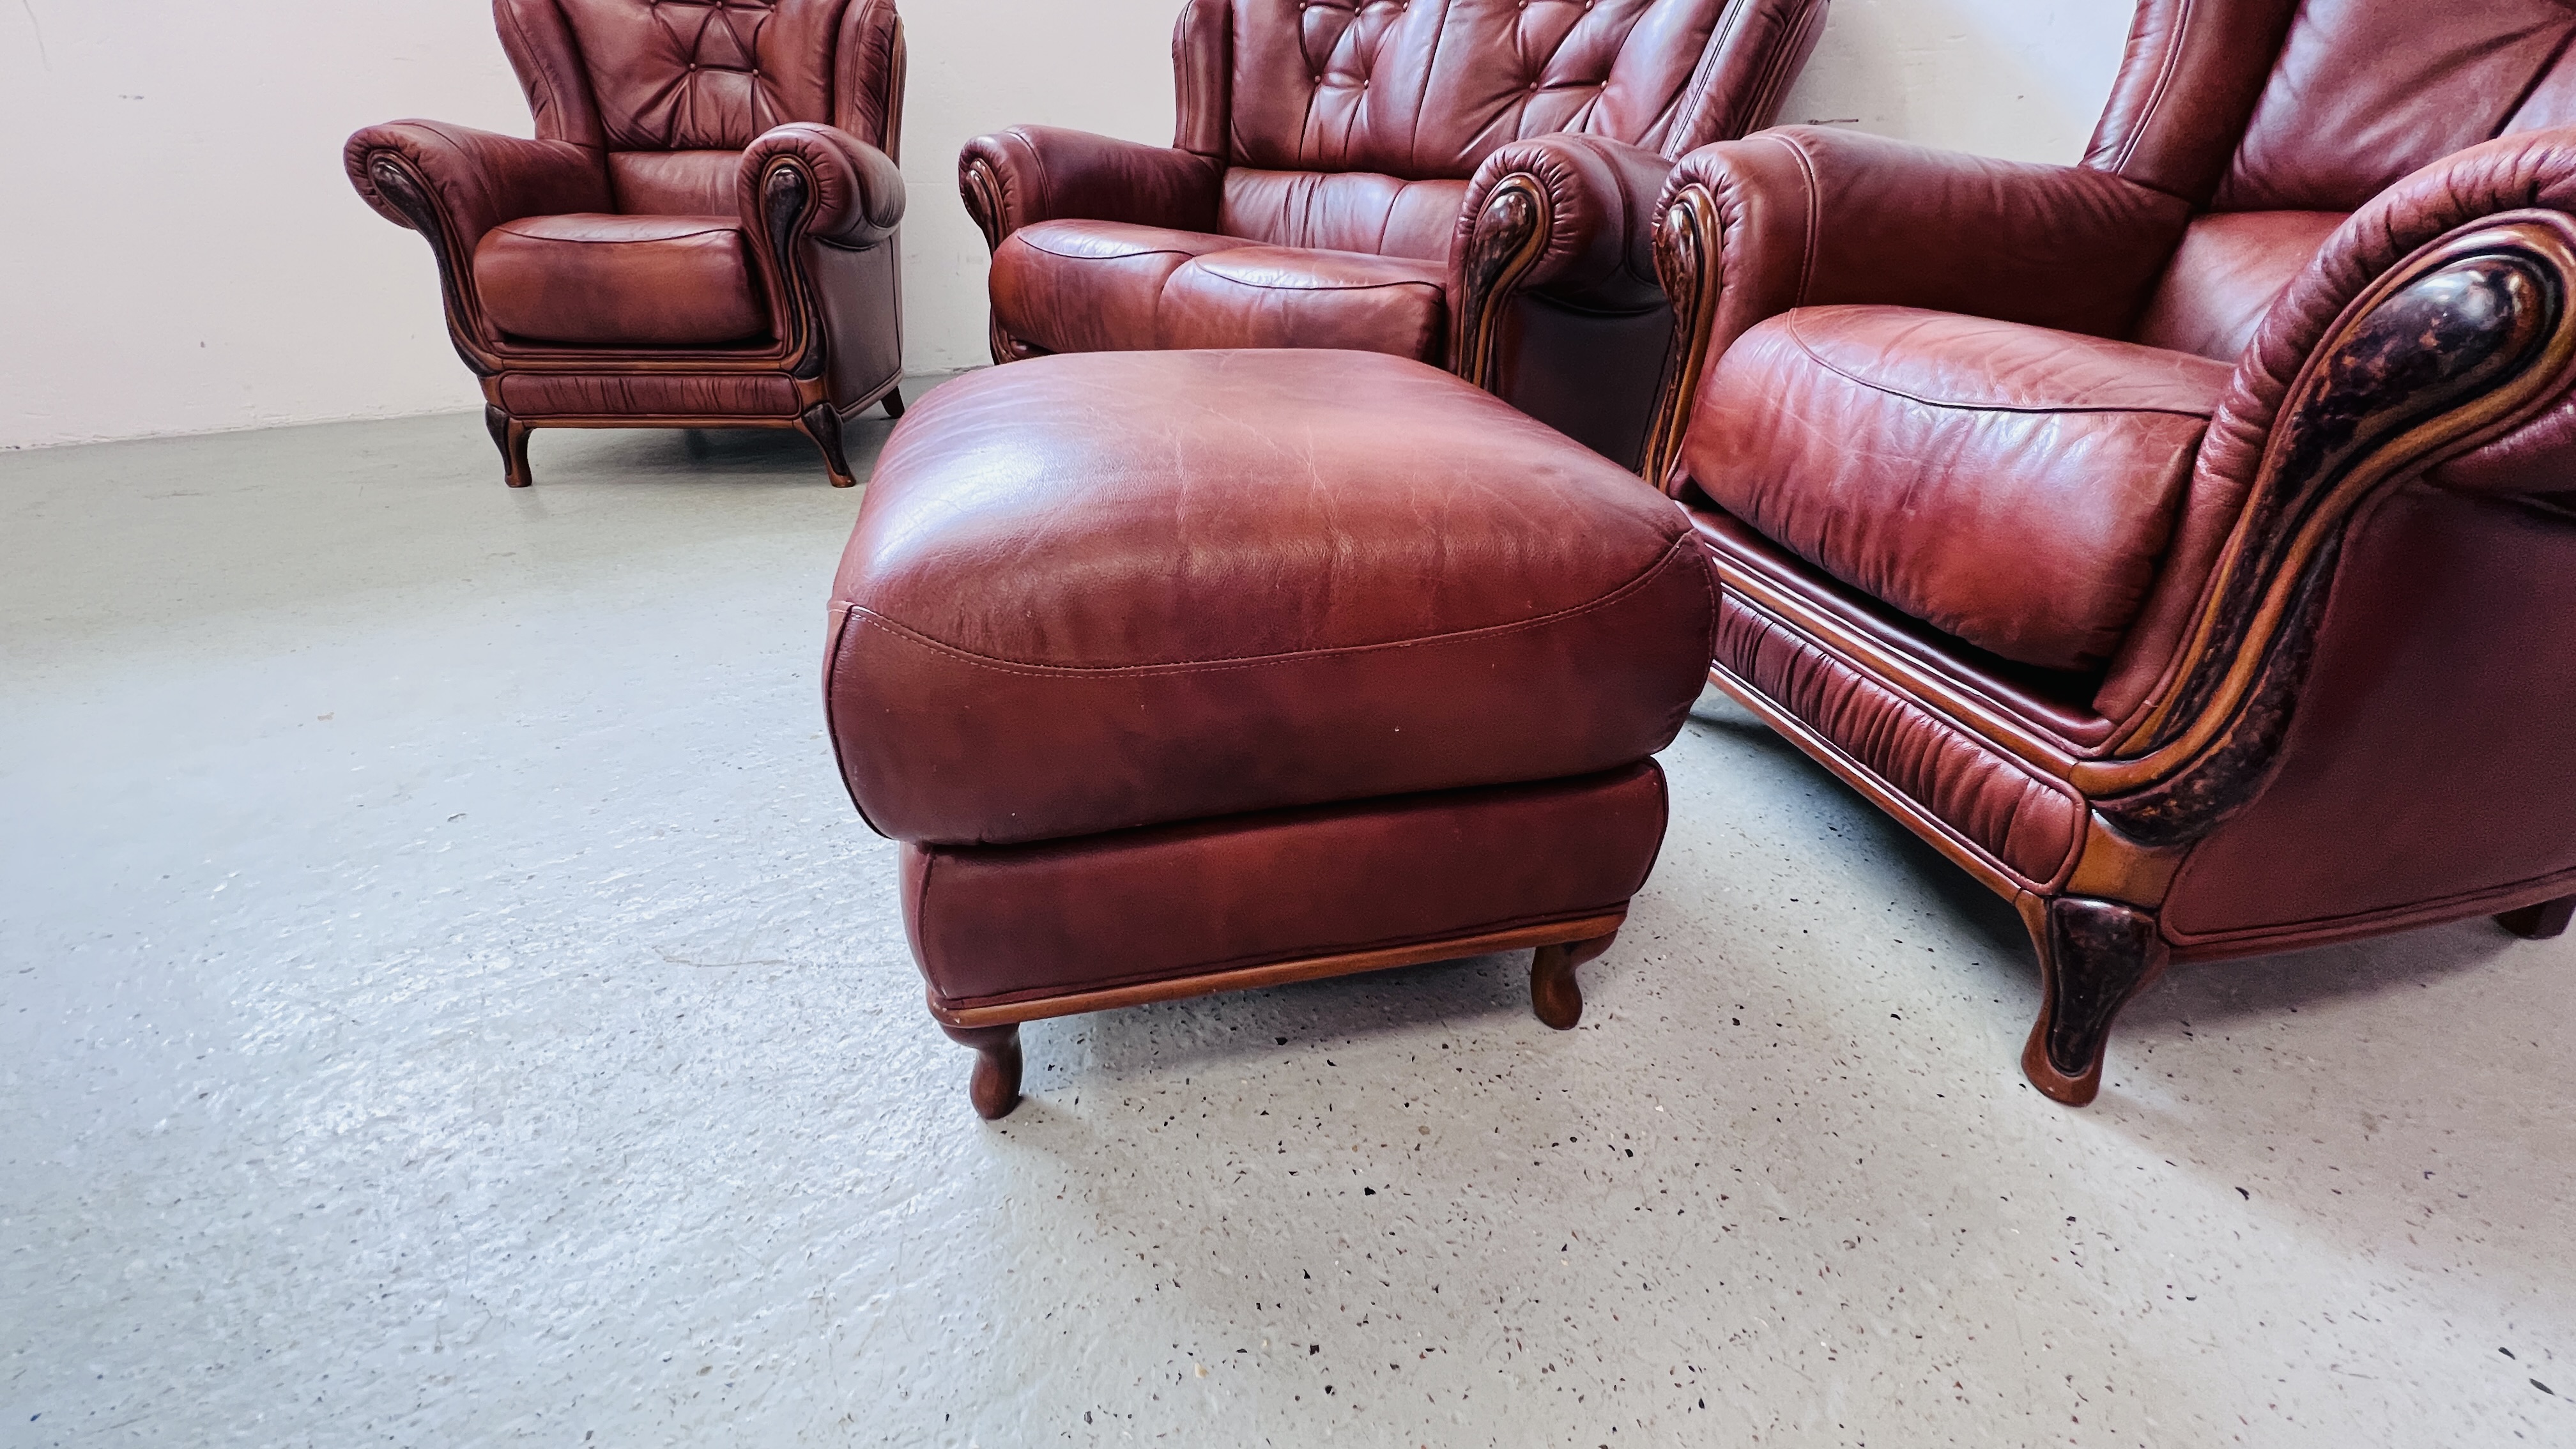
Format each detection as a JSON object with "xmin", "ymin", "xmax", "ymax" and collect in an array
[
  {"xmin": 1528, "ymin": 930, "xmax": 1618, "ymax": 1030},
  {"xmin": 2084, "ymin": 219, "xmax": 2576, "ymax": 831},
  {"xmin": 2497, "ymin": 894, "xmax": 2576, "ymax": 940},
  {"xmin": 2020, "ymin": 895, "xmax": 2170, "ymax": 1107},
  {"xmin": 939, "ymin": 1022, "xmax": 1023, "ymax": 1120},
  {"xmin": 484, "ymin": 406, "xmax": 533, "ymax": 489},
  {"xmin": 798, "ymin": 401, "xmax": 858, "ymax": 488},
  {"xmin": 1450, "ymin": 174, "xmax": 1552, "ymax": 396},
  {"xmin": 927, "ymin": 913, "xmax": 1629, "ymax": 1030},
  {"xmin": 1641, "ymin": 181, "xmax": 1720, "ymax": 491}
]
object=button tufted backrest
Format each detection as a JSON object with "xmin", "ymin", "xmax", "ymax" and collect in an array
[
  {"xmin": 1218, "ymin": 0, "xmax": 1763, "ymax": 180},
  {"xmin": 494, "ymin": 0, "xmax": 904, "ymax": 160}
]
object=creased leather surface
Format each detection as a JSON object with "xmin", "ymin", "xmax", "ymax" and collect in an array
[
  {"xmin": 552, "ymin": 0, "xmax": 848, "ymax": 151},
  {"xmin": 740, "ymin": 120, "xmax": 905, "ymax": 246},
  {"xmin": 1688, "ymin": 306, "xmax": 2228, "ymax": 673},
  {"xmin": 344, "ymin": 122, "xmax": 610, "ymax": 248},
  {"xmin": 2130, "ymin": 210, "xmax": 2347, "ymax": 362},
  {"xmin": 1158, "ymin": 247, "xmax": 1448, "ymax": 357},
  {"xmin": 1456, "ymin": 132, "xmax": 1673, "ymax": 311},
  {"xmin": 476, "ymin": 214, "xmax": 766, "ymax": 346},
  {"xmin": 1715, "ymin": 595, "xmax": 2080, "ymax": 886},
  {"xmin": 990, "ymin": 221, "xmax": 1248, "ymax": 355},
  {"xmin": 826, "ymin": 350, "xmax": 1715, "ymax": 846},
  {"xmin": 1222, "ymin": 169, "xmax": 1467, "ymax": 262},
  {"xmin": 907, "ymin": 764, "xmax": 1667, "ymax": 1007},
  {"xmin": 2164, "ymin": 486, "xmax": 2576, "ymax": 940},
  {"xmin": 2218, "ymin": 0, "xmax": 2576, "ymax": 213},
  {"xmin": 610, "ymin": 149, "xmax": 737, "ymax": 214},
  {"xmin": 1225, "ymin": 0, "xmax": 1804, "ymax": 178},
  {"xmin": 2081, "ymin": 0, "xmax": 2298, "ymax": 206},
  {"xmin": 961, "ymin": 126, "xmax": 1225, "ymax": 240},
  {"xmin": 496, "ymin": 370, "xmax": 797, "ymax": 417}
]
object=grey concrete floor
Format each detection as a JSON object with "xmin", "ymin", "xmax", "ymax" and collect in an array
[{"xmin": 3, "ymin": 390, "xmax": 2572, "ymax": 1448}]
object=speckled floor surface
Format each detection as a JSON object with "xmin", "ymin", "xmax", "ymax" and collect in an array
[{"xmin": 4, "ymin": 392, "xmax": 2572, "ymax": 1447}]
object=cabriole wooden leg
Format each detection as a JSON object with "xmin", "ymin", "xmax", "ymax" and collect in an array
[
  {"xmin": 2021, "ymin": 896, "xmax": 2169, "ymax": 1107},
  {"xmin": 939, "ymin": 1022, "xmax": 1022, "ymax": 1119},
  {"xmin": 882, "ymin": 386, "xmax": 905, "ymax": 420},
  {"xmin": 2497, "ymin": 894, "xmax": 2576, "ymax": 940},
  {"xmin": 485, "ymin": 405, "xmax": 533, "ymax": 488},
  {"xmin": 1529, "ymin": 931, "xmax": 1618, "ymax": 1031},
  {"xmin": 799, "ymin": 401, "xmax": 858, "ymax": 487}
]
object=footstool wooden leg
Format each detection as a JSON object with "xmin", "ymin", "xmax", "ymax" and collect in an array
[
  {"xmin": 939, "ymin": 1022, "xmax": 1022, "ymax": 1119},
  {"xmin": 2497, "ymin": 894, "xmax": 2575, "ymax": 940},
  {"xmin": 1529, "ymin": 931, "xmax": 1619, "ymax": 1031}
]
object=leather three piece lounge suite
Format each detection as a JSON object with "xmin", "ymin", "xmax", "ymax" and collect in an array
[{"xmin": 362, "ymin": 0, "xmax": 2576, "ymax": 1117}]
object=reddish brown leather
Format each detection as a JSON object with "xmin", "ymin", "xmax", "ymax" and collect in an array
[
  {"xmin": 2216, "ymin": 0, "xmax": 2576, "ymax": 213},
  {"xmin": 1222, "ymin": 169, "xmax": 1466, "ymax": 261},
  {"xmin": 905, "ymin": 764, "xmax": 1667, "ymax": 1009},
  {"xmin": 1457, "ymin": 132, "xmax": 1673, "ymax": 312},
  {"xmin": 350, "ymin": 0, "xmax": 907, "ymax": 438},
  {"xmin": 2163, "ymin": 486, "xmax": 2576, "ymax": 943},
  {"xmin": 1222, "ymin": 0, "xmax": 1813, "ymax": 178},
  {"xmin": 496, "ymin": 371, "xmax": 801, "ymax": 418},
  {"xmin": 609, "ymin": 150, "xmax": 737, "ymax": 213},
  {"xmin": 475, "ymin": 214, "xmax": 767, "ymax": 346},
  {"xmin": 1157, "ymin": 247, "xmax": 1448, "ymax": 357},
  {"xmin": 1714, "ymin": 594, "xmax": 2084, "ymax": 887},
  {"xmin": 2129, "ymin": 210, "xmax": 2347, "ymax": 362},
  {"xmin": 345, "ymin": 121, "xmax": 611, "ymax": 243},
  {"xmin": 1655, "ymin": 126, "xmax": 2192, "ymax": 396},
  {"xmin": 990, "ymin": 222, "xmax": 1247, "ymax": 354},
  {"xmin": 1687, "ymin": 306, "xmax": 2228, "ymax": 673},
  {"xmin": 960, "ymin": 126, "xmax": 1225, "ymax": 237},
  {"xmin": 2082, "ymin": 0, "xmax": 2298, "ymax": 206},
  {"xmin": 967, "ymin": 0, "xmax": 1821, "ymax": 465},
  {"xmin": 825, "ymin": 350, "xmax": 1716, "ymax": 847}
]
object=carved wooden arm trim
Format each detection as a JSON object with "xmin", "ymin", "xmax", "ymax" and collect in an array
[
  {"xmin": 2072, "ymin": 215, "xmax": 2576, "ymax": 845},
  {"xmin": 753, "ymin": 157, "xmax": 833, "ymax": 381},
  {"xmin": 364, "ymin": 153, "xmax": 503, "ymax": 377},
  {"xmin": 1449, "ymin": 174, "xmax": 1554, "ymax": 395},
  {"xmin": 1641, "ymin": 181, "xmax": 1721, "ymax": 492}
]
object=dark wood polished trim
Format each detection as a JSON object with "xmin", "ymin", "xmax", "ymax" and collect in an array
[
  {"xmin": 925, "ymin": 912, "xmax": 1630, "ymax": 1030},
  {"xmin": 799, "ymin": 401, "xmax": 858, "ymax": 487},
  {"xmin": 2019, "ymin": 894, "xmax": 2169, "ymax": 1107},
  {"xmin": 939, "ymin": 1022, "xmax": 1023, "ymax": 1119},
  {"xmin": 484, "ymin": 405, "xmax": 533, "ymax": 489},
  {"xmin": 1451, "ymin": 174, "xmax": 1552, "ymax": 394},
  {"xmin": 1529, "ymin": 930, "xmax": 1617, "ymax": 1029},
  {"xmin": 1643, "ymin": 181, "xmax": 1720, "ymax": 491},
  {"xmin": 958, "ymin": 155, "xmax": 1024, "ymax": 366},
  {"xmin": 366, "ymin": 155, "xmax": 497, "ymax": 378},
  {"xmin": 2085, "ymin": 217, "xmax": 2576, "ymax": 813}
]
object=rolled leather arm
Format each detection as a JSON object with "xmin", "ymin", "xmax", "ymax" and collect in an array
[
  {"xmin": 1639, "ymin": 126, "xmax": 2189, "ymax": 487},
  {"xmin": 740, "ymin": 121, "xmax": 907, "ymax": 249},
  {"xmin": 957, "ymin": 125, "xmax": 1222, "ymax": 250},
  {"xmin": 344, "ymin": 120, "xmax": 608, "ymax": 249},
  {"xmin": 1456, "ymin": 133, "xmax": 1672, "ymax": 314}
]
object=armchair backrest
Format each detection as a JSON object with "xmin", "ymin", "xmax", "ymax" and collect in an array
[
  {"xmin": 2089, "ymin": 0, "xmax": 2576, "ymax": 211},
  {"xmin": 493, "ymin": 0, "xmax": 903, "ymax": 213},
  {"xmin": 1177, "ymin": 0, "xmax": 1816, "ymax": 180}
]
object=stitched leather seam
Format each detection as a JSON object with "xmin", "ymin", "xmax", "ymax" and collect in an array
[
  {"xmin": 1784, "ymin": 321, "xmax": 2221, "ymax": 420},
  {"xmin": 1777, "ymin": 130, "xmax": 1821, "ymax": 308},
  {"xmin": 1188, "ymin": 272, "xmax": 1443, "ymax": 296},
  {"xmin": 1015, "ymin": 231, "xmax": 1222, "ymax": 263},
  {"xmin": 494, "ymin": 226, "xmax": 741, "ymax": 244},
  {"xmin": 845, "ymin": 532, "xmax": 1701, "ymax": 676},
  {"xmin": 2114, "ymin": 0, "xmax": 2193, "ymax": 179}
]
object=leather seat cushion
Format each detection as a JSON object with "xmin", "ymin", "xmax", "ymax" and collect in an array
[
  {"xmin": 990, "ymin": 224, "xmax": 1451, "ymax": 360},
  {"xmin": 1684, "ymin": 305, "xmax": 2234, "ymax": 673},
  {"xmin": 1158, "ymin": 245, "xmax": 1450, "ymax": 358},
  {"xmin": 827, "ymin": 349, "xmax": 1717, "ymax": 847},
  {"xmin": 991, "ymin": 220, "xmax": 1250, "ymax": 353},
  {"xmin": 475, "ymin": 213, "xmax": 767, "ymax": 347}
]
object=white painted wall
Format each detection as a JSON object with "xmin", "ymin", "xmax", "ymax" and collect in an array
[{"xmin": 0, "ymin": 0, "xmax": 2134, "ymax": 451}]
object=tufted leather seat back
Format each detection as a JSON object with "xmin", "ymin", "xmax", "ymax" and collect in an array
[
  {"xmin": 494, "ymin": 0, "xmax": 903, "ymax": 212},
  {"xmin": 1208, "ymin": 0, "xmax": 1759, "ymax": 181}
]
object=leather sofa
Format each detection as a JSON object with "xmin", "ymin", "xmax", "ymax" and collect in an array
[
  {"xmin": 1646, "ymin": 0, "xmax": 2576, "ymax": 1103},
  {"xmin": 346, "ymin": 0, "xmax": 909, "ymax": 488},
  {"xmin": 958, "ymin": 0, "xmax": 1826, "ymax": 470}
]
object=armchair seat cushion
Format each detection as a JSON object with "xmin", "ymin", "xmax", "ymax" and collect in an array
[
  {"xmin": 990, "ymin": 224, "xmax": 1450, "ymax": 360},
  {"xmin": 473, "ymin": 213, "xmax": 767, "ymax": 347},
  {"xmin": 1684, "ymin": 305, "xmax": 2234, "ymax": 673}
]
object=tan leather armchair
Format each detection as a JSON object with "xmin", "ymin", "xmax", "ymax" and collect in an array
[
  {"xmin": 346, "ymin": 0, "xmax": 908, "ymax": 488},
  {"xmin": 1648, "ymin": 0, "xmax": 2576, "ymax": 1103},
  {"xmin": 959, "ymin": 0, "xmax": 1826, "ymax": 470}
]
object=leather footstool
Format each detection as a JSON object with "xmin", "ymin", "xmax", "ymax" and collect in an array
[{"xmin": 823, "ymin": 350, "xmax": 1717, "ymax": 1117}]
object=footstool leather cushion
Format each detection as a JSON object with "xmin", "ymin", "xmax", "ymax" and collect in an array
[{"xmin": 827, "ymin": 349, "xmax": 1716, "ymax": 847}]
